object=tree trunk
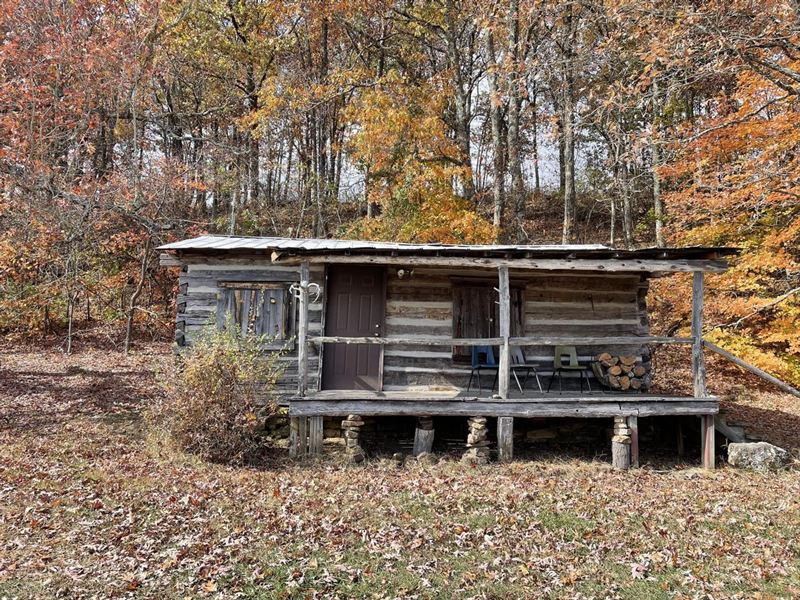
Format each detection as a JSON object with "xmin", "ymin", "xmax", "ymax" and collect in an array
[
  {"xmin": 531, "ymin": 86, "xmax": 541, "ymax": 198},
  {"xmin": 445, "ymin": 0, "xmax": 474, "ymax": 201},
  {"xmin": 124, "ymin": 237, "xmax": 151, "ymax": 354},
  {"xmin": 506, "ymin": 0, "xmax": 524, "ymax": 239},
  {"xmin": 561, "ymin": 5, "xmax": 577, "ymax": 244},
  {"xmin": 485, "ymin": 29, "xmax": 505, "ymax": 237},
  {"xmin": 561, "ymin": 89, "xmax": 576, "ymax": 243},
  {"xmin": 652, "ymin": 76, "xmax": 665, "ymax": 247}
]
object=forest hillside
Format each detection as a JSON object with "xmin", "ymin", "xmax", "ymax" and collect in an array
[{"xmin": 1, "ymin": 0, "xmax": 798, "ymax": 386}]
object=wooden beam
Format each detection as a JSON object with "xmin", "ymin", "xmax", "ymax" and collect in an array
[
  {"xmin": 497, "ymin": 417, "xmax": 514, "ymax": 462},
  {"xmin": 297, "ymin": 390, "xmax": 719, "ymax": 403},
  {"xmin": 498, "ymin": 266, "xmax": 511, "ymax": 400},
  {"xmin": 276, "ymin": 254, "xmax": 729, "ymax": 273},
  {"xmin": 308, "ymin": 335, "xmax": 693, "ymax": 347},
  {"xmin": 692, "ymin": 272, "xmax": 707, "ymax": 398},
  {"xmin": 309, "ymin": 416, "xmax": 323, "ymax": 455},
  {"xmin": 704, "ymin": 340, "xmax": 800, "ymax": 398},
  {"xmin": 159, "ymin": 252, "xmax": 182, "ymax": 267},
  {"xmin": 509, "ymin": 336, "xmax": 693, "ymax": 346},
  {"xmin": 297, "ymin": 261, "xmax": 310, "ymax": 397},
  {"xmin": 701, "ymin": 414, "xmax": 715, "ymax": 469},
  {"xmin": 629, "ymin": 415, "xmax": 639, "ymax": 468},
  {"xmin": 288, "ymin": 399, "xmax": 719, "ymax": 418},
  {"xmin": 309, "ymin": 335, "xmax": 503, "ymax": 346}
]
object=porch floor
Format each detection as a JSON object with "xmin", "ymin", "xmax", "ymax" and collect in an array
[{"xmin": 288, "ymin": 389, "xmax": 719, "ymax": 418}]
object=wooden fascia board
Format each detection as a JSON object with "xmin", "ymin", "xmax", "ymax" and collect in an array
[{"xmin": 272, "ymin": 253, "xmax": 728, "ymax": 273}]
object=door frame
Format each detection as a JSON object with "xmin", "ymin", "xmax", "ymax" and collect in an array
[{"xmin": 319, "ymin": 264, "xmax": 387, "ymax": 391}]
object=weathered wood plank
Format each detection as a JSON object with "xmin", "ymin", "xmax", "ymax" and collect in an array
[
  {"xmin": 298, "ymin": 390, "xmax": 716, "ymax": 402},
  {"xmin": 692, "ymin": 272, "xmax": 707, "ymax": 398},
  {"xmin": 497, "ymin": 417, "xmax": 513, "ymax": 462},
  {"xmin": 629, "ymin": 415, "xmax": 639, "ymax": 468},
  {"xmin": 279, "ymin": 254, "xmax": 728, "ymax": 273},
  {"xmin": 309, "ymin": 416, "xmax": 323, "ymax": 455},
  {"xmin": 289, "ymin": 400, "xmax": 719, "ymax": 417},
  {"xmin": 308, "ymin": 335, "xmax": 691, "ymax": 346},
  {"xmin": 297, "ymin": 261, "xmax": 309, "ymax": 396},
  {"xmin": 701, "ymin": 414, "xmax": 715, "ymax": 469},
  {"xmin": 498, "ymin": 266, "xmax": 511, "ymax": 400},
  {"xmin": 703, "ymin": 340, "xmax": 800, "ymax": 398}
]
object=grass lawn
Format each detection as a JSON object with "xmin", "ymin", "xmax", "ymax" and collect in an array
[{"xmin": 1, "ymin": 343, "xmax": 799, "ymax": 599}]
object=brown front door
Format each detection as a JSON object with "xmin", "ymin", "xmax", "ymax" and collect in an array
[{"xmin": 322, "ymin": 265, "xmax": 385, "ymax": 390}]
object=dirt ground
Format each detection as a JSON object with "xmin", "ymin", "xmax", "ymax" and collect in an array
[{"xmin": 1, "ymin": 341, "xmax": 799, "ymax": 599}]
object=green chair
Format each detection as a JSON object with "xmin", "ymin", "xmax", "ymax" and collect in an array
[{"xmin": 547, "ymin": 345, "xmax": 592, "ymax": 393}]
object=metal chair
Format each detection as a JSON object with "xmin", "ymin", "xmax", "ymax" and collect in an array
[
  {"xmin": 547, "ymin": 345, "xmax": 592, "ymax": 393},
  {"xmin": 510, "ymin": 347, "xmax": 543, "ymax": 393},
  {"xmin": 467, "ymin": 345, "xmax": 498, "ymax": 393}
]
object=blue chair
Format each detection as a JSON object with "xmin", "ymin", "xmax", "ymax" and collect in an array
[{"xmin": 467, "ymin": 346, "xmax": 498, "ymax": 393}]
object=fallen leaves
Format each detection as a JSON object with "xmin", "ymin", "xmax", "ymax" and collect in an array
[{"xmin": 1, "ymin": 343, "xmax": 799, "ymax": 598}]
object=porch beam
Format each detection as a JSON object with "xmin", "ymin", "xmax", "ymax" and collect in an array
[
  {"xmin": 275, "ymin": 254, "xmax": 728, "ymax": 273},
  {"xmin": 289, "ymin": 400, "xmax": 720, "ymax": 418},
  {"xmin": 308, "ymin": 335, "xmax": 693, "ymax": 346}
]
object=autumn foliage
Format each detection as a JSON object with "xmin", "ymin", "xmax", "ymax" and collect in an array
[{"xmin": 0, "ymin": 0, "xmax": 797, "ymax": 387}]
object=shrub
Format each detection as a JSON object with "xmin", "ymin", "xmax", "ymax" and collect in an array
[{"xmin": 151, "ymin": 321, "xmax": 285, "ymax": 464}]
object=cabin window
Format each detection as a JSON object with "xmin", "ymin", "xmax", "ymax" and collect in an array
[
  {"xmin": 452, "ymin": 283, "xmax": 524, "ymax": 361},
  {"xmin": 216, "ymin": 282, "xmax": 294, "ymax": 349}
]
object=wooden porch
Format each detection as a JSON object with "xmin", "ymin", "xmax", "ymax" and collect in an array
[
  {"xmin": 289, "ymin": 261, "xmax": 717, "ymax": 468},
  {"xmin": 289, "ymin": 390, "xmax": 719, "ymax": 418}
]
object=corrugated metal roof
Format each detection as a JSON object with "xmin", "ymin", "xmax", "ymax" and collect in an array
[
  {"xmin": 160, "ymin": 235, "xmax": 608, "ymax": 253},
  {"xmin": 159, "ymin": 235, "xmax": 738, "ymax": 261}
]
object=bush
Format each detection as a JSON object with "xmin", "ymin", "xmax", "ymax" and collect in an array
[{"xmin": 151, "ymin": 321, "xmax": 285, "ymax": 464}]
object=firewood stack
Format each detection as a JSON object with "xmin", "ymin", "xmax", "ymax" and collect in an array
[{"xmin": 591, "ymin": 352, "xmax": 651, "ymax": 391}]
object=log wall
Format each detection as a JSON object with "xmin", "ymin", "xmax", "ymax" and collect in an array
[
  {"xmin": 382, "ymin": 267, "xmax": 650, "ymax": 391},
  {"xmin": 172, "ymin": 258, "xmax": 652, "ymax": 395},
  {"xmin": 174, "ymin": 256, "xmax": 324, "ymax": 394}
]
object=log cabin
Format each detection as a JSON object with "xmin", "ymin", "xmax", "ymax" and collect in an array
[{"xmin": 159, "ymin": 235, "xmax": 738, "ymax": 468}]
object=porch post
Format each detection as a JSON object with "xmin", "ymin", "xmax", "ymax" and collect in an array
[
  {"xmin": 628, "ymin": 415, "xmax": 639, "ymax": 468},
  {"xmin": 692, "ymin": 271, "xmax": 714, "ymax": 469},
  {"xmin": 291, "ymin": 260, "xmax": 311, "ymax": 457},
  {"xmin": 497, "ymin": 266, "xmax": 511, "ymax": 399},
  {"xmin": 691, "ymin": 271, "xmax": 706, "ymax": 398},
  {"xmin": 298, "ymin": 260, "xmax": 310, "ymax": 397},
  {"xmin": 497, "ymin": 266, "xmax": 513, "ymax": 462}
]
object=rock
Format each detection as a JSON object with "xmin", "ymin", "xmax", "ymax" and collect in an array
[
  {"xmin": 417, "ymin": 452, "xmax": 438, "ymax": 466},
  {"xmin": 346, "ymin": 447, "xmax": 365, "ymax": 463},
  {"xmin": 467, "ymin": 432, "xmax": 487, "ymax": 445},
  {"xmin": 461, "ymin": 448, "xmax": 490, "ymax": 465},
  {"xmin": 611, "ymin": 435, "xmax": 631, "ymax": 444},
  {"xmin": 343, "ymin": 430, "xmax": 359, "ymax": 439},
  {"xmin": 341, "ymin": 419, "xmax": 364, "ymax": 428},
  {"xmin": 728, "ymin": 442, "xmax": 789, "ymax": 472},
  {"xmin": 392, "ymin": 452, "xmax": 406, "ymax": 467}
]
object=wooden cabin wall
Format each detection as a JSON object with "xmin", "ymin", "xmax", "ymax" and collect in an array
[
  {"xmin": 174, "ymin": 256, "xmax": 324, "ymax": 394},
  {"xmin": 382, "ymin": 267, "xmax": 650, "ymax": 391}
]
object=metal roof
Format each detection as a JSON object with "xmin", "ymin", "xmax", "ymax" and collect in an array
[{"xmin": 159, "ymin": 235, "xmax": 737, "ymax": 261}]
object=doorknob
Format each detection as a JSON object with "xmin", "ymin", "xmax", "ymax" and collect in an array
[{"xmin": 374, "ymin": 323, "xmax": 380, "ymax": 337}]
